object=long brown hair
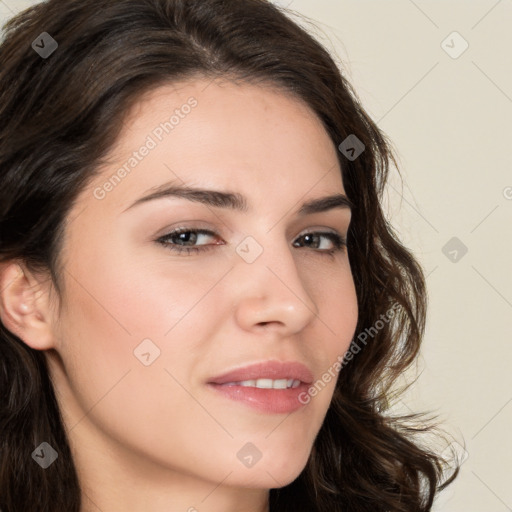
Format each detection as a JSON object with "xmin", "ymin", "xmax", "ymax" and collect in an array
[{"xmin": 0, "ymin": 0, "xmax": 459, "ymax": 510}]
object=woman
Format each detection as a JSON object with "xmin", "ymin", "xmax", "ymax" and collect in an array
[{"xmin": 0, "ymin": 0, "xmax": 459, "ymax": 510}]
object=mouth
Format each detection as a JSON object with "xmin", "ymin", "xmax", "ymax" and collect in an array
[{"xmin": 206, "ymin": 360, "xmax": 313, "ymax": 414}]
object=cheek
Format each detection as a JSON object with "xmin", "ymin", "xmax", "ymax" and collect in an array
[
  {"xmin": 311, "ymin": 264, "xmax": 358, "ymax": 394},
  {"xmin": 58, "ymin": 249, "xmax": 233, "ymax": 386},
  {"xmin": 105, "ymin": 249, "xmax": 233, "ymax": 333},
  {"xmin": 54, "ymin": 255, "xmax": 220, "ymax": 456},
  {"xmin": 66, "ymin": 248, "xmax": 218, "ymax": 334},
  {"xmin": 315, "ymin": 260, "xmax": 359, "ymax": 343}
]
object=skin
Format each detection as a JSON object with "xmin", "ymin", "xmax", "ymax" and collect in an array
[{"xmin": 0, "ymin": 78, "xmax": 358, "ymax": 512}]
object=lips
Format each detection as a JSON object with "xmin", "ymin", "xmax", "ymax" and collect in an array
[{"xmin": 207, "ymin": 360, "xmax": 314, "ymax": 386}]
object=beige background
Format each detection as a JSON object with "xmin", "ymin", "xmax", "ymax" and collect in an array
[{"xmin": 2, "ymin": 0, "xmax": 511, "ymax": 510}]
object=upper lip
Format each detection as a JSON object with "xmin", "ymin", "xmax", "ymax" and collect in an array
[{"xmin": 207, "ymin": 360, "xmax": 314, "ymax": 385}]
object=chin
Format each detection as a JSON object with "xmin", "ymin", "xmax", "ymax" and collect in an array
[{"xmin": 232, "ymin": 449, "xmax": 310, "ymax": 489}]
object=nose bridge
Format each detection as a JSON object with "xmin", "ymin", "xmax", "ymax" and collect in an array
[{"xmin": 232, "ymin": 229, "xmax": 318, "ymax": 331}]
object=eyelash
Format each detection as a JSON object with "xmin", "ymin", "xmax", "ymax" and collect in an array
[{"xmin": 156, "ymin": 227, "xmax": 347, "ymax": 257}]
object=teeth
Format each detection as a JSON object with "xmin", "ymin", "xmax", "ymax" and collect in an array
[
  {"xmin": 271, "ymin": 379, "xmax": 288, "ymax": 389},
  {"xmin": 239, "ymin": 380, "xmax": 256, "ymax": 387},
  {"xmin": 224, "ymin": 378, "xmax": 301, "ymax": 389}
]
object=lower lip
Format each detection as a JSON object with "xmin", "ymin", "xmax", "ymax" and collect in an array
[{"xmin": 207, "ymin": 382, "xmax": 311, "ymax": 414}]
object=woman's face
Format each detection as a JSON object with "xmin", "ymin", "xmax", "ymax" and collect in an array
[{"xmin": 48, "ymin": 78, "xmax": 358, "ymax": 505}]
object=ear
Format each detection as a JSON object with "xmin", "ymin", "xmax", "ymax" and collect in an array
[{"xmin": 0, "ymin": 261, "xmax": 57, "ymax": 350}]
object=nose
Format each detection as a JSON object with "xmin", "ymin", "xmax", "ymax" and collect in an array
[{"xmin": 232, "ymin": 236, "xmax": 318, "ymax": 336}]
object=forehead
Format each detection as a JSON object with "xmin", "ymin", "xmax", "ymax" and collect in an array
[
  {"xmin": 81, "ymin": 77, "xmax": 345, "ymax": 215},
  {"xmin": 112, "ymin": 77, "xmax": 337, "ymax": 162}
]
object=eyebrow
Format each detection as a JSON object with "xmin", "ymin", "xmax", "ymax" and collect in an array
[{"xmin": 123, "ymin": 181, "xmax": 353, "ymax": 216}]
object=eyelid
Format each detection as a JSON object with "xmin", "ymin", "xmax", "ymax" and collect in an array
[{"xmin": 153, "ymin": 220, "xmax": 214, "ymax": 239}]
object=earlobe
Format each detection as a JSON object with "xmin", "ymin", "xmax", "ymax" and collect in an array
[{"xmin": 0, "ymin": 261, "xmax": 56, "ymax": 350}]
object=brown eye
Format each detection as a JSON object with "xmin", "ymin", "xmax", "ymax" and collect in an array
[{"xmin": 156, "ymin": 228, "xmax": 220, "ymax": 256}]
